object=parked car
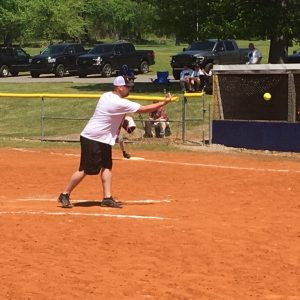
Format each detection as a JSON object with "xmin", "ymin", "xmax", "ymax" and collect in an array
[
  {"xmin": 287, "ymin": 49, "xmax": 300, "ymax": 63},
  {"xmin": 170, "ymin": 39, "xmax": 249, "ymax": 79},
  {"xmin": 30, "ymin": 43, "xmax": 86, "ymax": 77},
  {"xmin": 0, "ymin": 45, "xmax": 31, "ymax": 77},
  {"xmin": 77, "ymin": 41, "xmax": 155, "ymax": 78}
]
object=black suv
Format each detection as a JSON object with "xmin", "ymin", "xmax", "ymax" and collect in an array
[
  {"xmin": 0, "ymin": 45, "xmax": 31, "ymax": 77},
  {"xmin": 30, "ymin": 43, "xmax": 86, "ymax": 77}
]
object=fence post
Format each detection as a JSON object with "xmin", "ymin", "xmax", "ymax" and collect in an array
[
  {"xmin": 288, "ymin": 72, "xmax": 296, "ymax": 123},
  {"xmin": 208, "ymin": 103, "xmax": 212, "ymax": 144},
  {"xmin": 40, "ymin": 97, "xmax": 45, "ymax": 141},
  {"xmin": 182, "ymin": 96, "xmax": 187, "ymax": 143}
]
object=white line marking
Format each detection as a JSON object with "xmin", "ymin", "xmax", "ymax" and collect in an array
[
  {"xmin": 15, "ymin": 198, "xmax": 171, "ymax": 203},
  {"xmin": 12, "ymin": 148, "xmax": 39, "ymax": 153},
  {"xmin": 123, "ymin": 199, "xmax": 171, "ymax": 203},
  {"xmin": 8, "ymin": 148, "xmax": 300, "ymax": 173},
  {"xmin": 137, "ymin": 158, "xmax": 300, "ymax": 173},
  {"xmin": 50, "ymin": 152, "xmax": 79, "ymax": 157},
  {"xmin": 0, "ymin": 210, "xmax": 168, "ymax": 220}
]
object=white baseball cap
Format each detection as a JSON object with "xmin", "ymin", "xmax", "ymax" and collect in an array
[{"xmin": 113, "ymin": 76, "xmax": 134, "ymax": 87}]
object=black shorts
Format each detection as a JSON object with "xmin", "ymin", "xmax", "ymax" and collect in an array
[{"xmin": 79, "ymin": 136, "xmax": 112, "ymax": 175}]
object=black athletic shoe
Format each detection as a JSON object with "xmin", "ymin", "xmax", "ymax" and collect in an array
[
  {"xmin": 58, "ymin": 193, "xmax": 73, "ymax": 208},
  {"xmin": 100, "ymin": 197, "xmax": 122, "ymax": 208},
  {"xmin": 123, "ymin": 151, "xmax": 131, "ymax": 159}
]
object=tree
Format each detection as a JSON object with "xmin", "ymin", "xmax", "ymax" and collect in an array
[
  {"xmin": 0, "ymin": 0, "xmax": 28, "ymax": 44},
  {"xmin": 149, "ymin": 0, "xmax": 300, "ymax": 62},
  {"xmin": 230, "ymin": 0, "xmax": 300, "ymax": 63},
  {"xmin": 25, "ymin": 0, "xmax": 85, "ymax": 43}
]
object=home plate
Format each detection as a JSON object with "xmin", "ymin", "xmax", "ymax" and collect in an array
[{"xmin": 128, "ymin": 157, "xmax": 145, "ymax": 160}]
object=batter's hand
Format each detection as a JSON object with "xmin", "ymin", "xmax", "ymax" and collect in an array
[{"xmin": 164, "ymin": 92, "xmax": 172, "ymax": 103}]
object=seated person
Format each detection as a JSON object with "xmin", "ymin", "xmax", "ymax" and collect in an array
[
  {"xmin": 117, "ymin": 64, "xmax": 136, "ymax": 82},
  {"xmin": 144, "ymin": 102, "xmax": 170, "ymax": 138},
  {"xmin": 179, "ymin": 66, "xmax": 193, "ymax": 92},
  {"xmin": 202, "ymin": 63, "xmax": 213, "ymax": 94},
  {"xmin": 189, "ymin": 64, "xmax": 205, "ymax": 91},
  {"xmin": 116, "ymin": 115, "xmax": 136, "ymax": 159}
]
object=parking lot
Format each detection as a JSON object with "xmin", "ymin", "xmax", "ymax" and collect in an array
[{"xmin": 0, "ymin": 73, "xmax": 166, "ymax": 84}]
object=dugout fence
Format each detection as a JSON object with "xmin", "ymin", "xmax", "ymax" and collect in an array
[{"xmin": 212, "ymin": 64, "xmax": 300, "ymax": 152}]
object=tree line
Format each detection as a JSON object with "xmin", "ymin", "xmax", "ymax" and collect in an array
[{"xmin": 1, "ymin": 0, "xmax": 300, "ymax": 62}]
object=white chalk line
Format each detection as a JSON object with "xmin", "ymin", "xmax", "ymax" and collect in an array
[
  {"xmin": 15, "ymin": 198, "xmax": 171, "ymax": 204},
  {"xmin": 9, "ymin": 148, "xmax": 300, "ymax": 173},
  {"xmin": 141, "ymin": 158, "xmax": 297, "ymax": 173},
  {"xmin": 0, "ymin": 210, "xmax": 168, "ymax": 220}
]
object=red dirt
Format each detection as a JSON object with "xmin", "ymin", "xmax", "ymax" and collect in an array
[{"xmin": 0, "ymin": 147, "xmax": 299, "ymax": 300}]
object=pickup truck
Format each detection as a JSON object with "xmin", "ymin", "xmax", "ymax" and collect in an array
[
  {"xmin": 30, "ymin": 43, "xmax": 86, "ymax": 77},
  {"xmin": 170, "ymin": 39, "xmax": 249, "ymax": 79},
  {"xmin": 0, "ymin": 45, "xmax": 31, "ymax": 77},
  {"xmin": 76, "ymin": 41, "xmax": 155, "ymax": 77}
]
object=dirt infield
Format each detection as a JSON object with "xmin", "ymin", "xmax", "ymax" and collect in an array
[{"xmin": 0, "ymin": 147, "xmax": 299, "ymax": 300}]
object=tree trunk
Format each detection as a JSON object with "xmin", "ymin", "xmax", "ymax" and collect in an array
[
  {"xmin": 268, "ymin": 36, "xmax": 288, "ymax": 63},
  {"xmin": 3, "ymin": 34, "xmax": 12, "ymax": 46},
  {"xmin": 175, "ymin": 35, "xmax": 180, "ymax": 46}
]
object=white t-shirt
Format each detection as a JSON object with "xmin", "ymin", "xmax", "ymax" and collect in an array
[
  {"xmin": 248, "ymin": 48, "xmax": 262, "ymax": 64},
  {"xmin": 191, "ymin": 69, "xmax": 205, "ymax": 77},
  {"xmin": 81, "ymin": 91, "xmax": 141, "ymax": 145},
  {"xmin": 180, "ymin": 68, "xmax": 193, "ymax": 80}
]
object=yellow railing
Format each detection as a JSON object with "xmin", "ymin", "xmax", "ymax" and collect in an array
[{"xmin": 0, "ymin": 93, "xmax": 179, "ymax": 102}]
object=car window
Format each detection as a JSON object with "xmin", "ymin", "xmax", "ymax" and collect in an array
[
  {"xmin": 224, "ymin": 41, "xmax": 235, "ymax": 51},
  {"xmin": 114, "ymin": 45, "xmax": 123, "ymax": 54},
  {"xmin": 74, "ymin": 44, "xmax": 83, "ymax": 53},
  {"xmin": 89, "ymin": 44, "xmax": 114, "ymax": 54},
  {"xmin": 189, "ymin": 41, "xmax": 216, "ymax": 51},
  {"xmin": 216, "ymin": 42, "xmax": 225, "ymax": 52},
  {"xmin": 41, "ymin": 45, "xmax": 66, "ymax": 55},
  {"xmin": 0, "ymin": 48, "xmax": 13, "ymax": 56},
  {"xmin": 123, "ymin": 43, "xmax": 134, "ymax": 54},
  {"xmin": 67, "ymin": 46, "xmax": 75, "ymax": 55},
  {"xmin": 15, "ymin": 48, "xmax": 28, "ymax": 57}
]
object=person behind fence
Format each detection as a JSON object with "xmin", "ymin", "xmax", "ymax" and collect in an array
[
  {"xmin": 117, "ymin": 64, "xmax": 136, "ymax": 81},
  {"xmin": 179, "ymin": 65, "xmax": 193, "ymax": 92},
  {"xmin": 144, "ymin": 101, "xmax": 170, "ymax": 138},
  {"xmin": 202, "ymin": 63, "xmax": 213, "ymax": 94},
  {"xmin": 58, "ymin": 76, "xmax": 172, "ymax": 209},
  {"xmin": 117, "ymin": 115, "xmax": 136, "ymax": 159},
  {"xmin": 246, "ymin": 43, "xmax": 262, "ymax": 64},
  {"xmin": 117, "ymin": 134, "xmax": 131, "ymax": 159},
  {"xmin": 189, "ymin": 64, "xmax": 205, "ymax": 92}
]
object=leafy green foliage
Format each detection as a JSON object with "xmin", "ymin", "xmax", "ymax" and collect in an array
[{"xmin": 1, "ymin": 0, "xmax": 300, "ymax": 62}]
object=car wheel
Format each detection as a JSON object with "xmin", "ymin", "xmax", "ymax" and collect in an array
[
  {"xmin": 172, "ymin": 70, "xmax": 180, "ymax": 80},
  {"xmin": 0, "ymin": 65, "xmax": 10, "ymax": 77},
  {"xmin": 31, "ymin": 72, "xmax": 40, "ymax": 78},
  {"xmin": 102, "ymin": 64, "xmax": 112, "ymax": 77},
  {"xmin": 55, "ymin": 64, "xmax": 65, "ymax": 77},
  {"xmin": 139, "ymin": 61, "xmax": 149, "ymax": 74}
]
